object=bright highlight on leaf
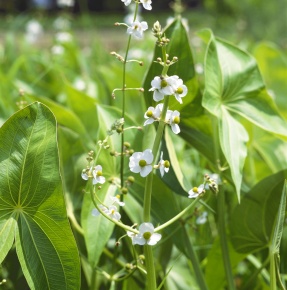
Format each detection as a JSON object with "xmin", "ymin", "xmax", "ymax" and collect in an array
[{"xmin": 0, "ymin": 102, "xmax": 80, "ymax": 290}]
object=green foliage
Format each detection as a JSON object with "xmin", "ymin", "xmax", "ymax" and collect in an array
[
  {"xmin": 0, "ymin": 8, "xmax": 286, "ymax": 290},
  {"xmin": 0, "ymin": 102, "xmax": 80, "ymax": 289}
]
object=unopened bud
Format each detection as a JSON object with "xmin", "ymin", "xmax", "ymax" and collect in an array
[{"xmin": 121, "ymin": 187, "xmax": 128, "ymax": 194}]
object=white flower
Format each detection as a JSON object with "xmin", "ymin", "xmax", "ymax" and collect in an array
[
  {"xmin": 110, "ymin": 195, "xmax": 125, "ymax": 206},
  {"xmin": 92, "ymin": 165, "xmax": 106, "ymax": 184},
  {"xmin": 132, "ymin": 223, "xmax": 161, "ymax": 245},
  {"xmin": 81, "ymin": 167, "xmax": 91, "ymax": 180},
  {"xmin": 167, "ymin": 110, "xmax": 180, "ymax": 134},
  {"xmin": 57, "ymin": 0, "xmax": 74, "ymax": 7},
  {"xmin": 55, "ymin": 32, "xmax": 72, "ymax": 43},
  {"xmin": 159, "ymin": 151, "xmax": 170, "ymax": 177},
  {"xmin": 92, "ymin": 205, "xmax": 121, "ymax": 221},
  {"xmin": 105, "ymin": 205, "xmax": 121, "ymax": 221},
  {"xmin": 129, "ymin": 149, "xmax": 153, "ymax": 177},
  {"xmin": 171, "ymin": 76, "xmax": 188, "ymax": 104},
  {"xmin": 140, "ymin": 0, "xmax": 152, "ymax": 10},
  {"xmin": 149, "ymin": 76, "xmax": 177, "ymax": 102},
  {"xmin": 196, "ymin": 211, "xmax": 208, "ymax": 225},
  {"xmin": 188, "ymin": 184, "xmax": 205, "ymax": 198},
  {"xmin": 121, "ymin": 0, "xmax": 132, "ymax": 6},
  {"xmin": 51, "ymin": 45, "xmax": 64, "ymax": 55},
  {"xmin": 127, "ymin": 20, "xmax": 148, "ymax": 39},
  {"xmin": 53, "ymin": 17, "xmax": 71, "ymax": 30},
  {"xmin": 144, "ymin": 104, "xmax": 163, "ymax": 126},
  {"xmin": 25, "ymin": 20, "xmax": 43, "ymax": 43}
]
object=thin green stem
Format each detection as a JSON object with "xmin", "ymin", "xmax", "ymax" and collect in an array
[
  {"xmin": 89, "ymin": 182, "xmax": 138, "ymax": 234},
  {"xmin": 120, "ymin": 3, "xmax": 139, "ymax": 190},
  {"xmin": 143, "ymin": 96, "xmax": 169, "ymax": 222},
  {"xmin": 182, "ymin": 227, "xmax": 209, "ymax": 290},
  {"xmin": 155, "ymin": 195, "xmax": 201, "ymax": 232},
  {"xmin": 144, "ymin": 245, "xmax": 157, "ymax": 290},
  {"xmin": 270, "ymin": 253, "xmax": 277, "ymax": 290}
]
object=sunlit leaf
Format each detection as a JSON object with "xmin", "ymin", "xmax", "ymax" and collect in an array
[{"xmin": 0, "ymin": 102, "xmax": 80, "ymax": 289}]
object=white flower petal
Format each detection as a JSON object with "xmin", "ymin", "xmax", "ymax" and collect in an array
[
  {"xmin": 153, "ymin": 90, "xmax": 164, "ymax": 102},
  {"xmin": 140, "ymin": 165, "xmax": 152, "ymax": 177},
  {"xmin": 142, "ymin": 149, "xmax": 153, "ymax": 163},
  {"xmin": 171, "ymin": 124, "xmax": 180, "ymax": 134},
  {"xmin": 139, "ymin": 222, "xmax": 154, "ymax": 234},
  {"xmin": 147, "ymin": 233, "xmax": 162, "ymax": 245}
]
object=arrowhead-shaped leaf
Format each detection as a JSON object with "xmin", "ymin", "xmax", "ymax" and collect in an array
[
  {"xmin": 0, "ymin": 102, "xmax": 80, "ymax": 290},
  {"xmin": 202, "ymin": 31, "xmax": 287, "ymax": 200}
]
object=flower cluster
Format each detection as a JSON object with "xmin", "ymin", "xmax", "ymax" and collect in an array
[
  {"xmin": 127, "ymin": 223, "xmax": 161, "ymax": 246},
  {"xmin": 149, "ymin": 75, "xmax": 187, "ymax": 104},
  {"xmin": 144, "ymin": 103, "xmax": 181, "ymax": 134},
  {"xmin": 81, "ymin": 165, "xmax": 106, "ymax": 185}
]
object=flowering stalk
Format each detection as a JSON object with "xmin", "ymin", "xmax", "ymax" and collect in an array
[
  {"xmin": 120, "ymin": 2, "xmax": 140, "ymax": 193},
  {"xmin": 143, "ymin": 46, "xmax": 170, "ymax": 222}
]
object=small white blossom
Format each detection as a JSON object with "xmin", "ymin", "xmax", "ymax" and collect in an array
[
  {"xmin": 81, "ymin": 167, "xmax": 91, "ymax": 180},
  {"xmin": 25, "ymin": 20, "xmax": 43, "ymax": 43},
  {"xmin": 159, "ymin": 151, "xmax": 170, "ymax": 177},
  {"xmin": 57, "ymin": 0, "xmax": 74, "ymax": 7},
  {"xmin": 55, "ymin": 32, "xmax": 72, "ymax": 43},
  {"xmin": 144, "ymin": 104, "xmax": 163, "ymax": 126},
  {"xmin": 110, "ymin": 195, "xmax": 125, "ymax": 206},
  {"xmin": 121, "ymin": 0, "xmax": 132, "ymax": 6},
  {"xmin": 188, "ymin": 184, "xmax": 205, "ymax": 198},
  {"xmin": 132, "ymin": 223, "xmax": 161, "ymax": 245},
  {"xmin": 149, "ymin": 76, "xmax": 177, "ymax": 102},
  {"xmin": 140, "ymin": 0, "xmax": 152, "ymax": 10},
  {"xmin": 92, "ymin": 165, "xmax": 106, "ymax": 184},
  {"xmin": 196, "ymin": 211, "xmax": 208, "ymax": 225},
  {"xmin": 171, "ymin": 76, "xmax": 188, "ymax": 104},
  {"xmin": 105, "ymin": 205, "xmax": 121, "ymax": 221},
  {"xmin": 53, "ymin": 17, "xmax": 71, "ymax": 30},
  {"xmin": 92, "ymin": 205, "xmax": 121, "ymax": 221},
  {"xmin": 51, "ymin": 45, "xmax": 64, "ymax": 55},
  {"xmin": 167, "ymin": 110, "xmax": 180, "ymax": 134},
  {"xmin": 127, "ymin": 20, "xmax": 148, "ymax": 39},
  {"xmin": 129, "ymin": 149, "xmax": 153, "ymax": 177}
]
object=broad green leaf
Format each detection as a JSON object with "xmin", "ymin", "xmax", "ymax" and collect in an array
[
  {"xmin": 253, "ymin": 42, "xmax": 287, "ymax": 119},
  {"xmin": 143, "ymin": 18, "xmax": 198, "ymax": 111},
  {"xmin": 203, "ymin": 32, "xmax": 287, "ymax": 137},
  {"xmin": 0, "ymin": 102, "xmax": 80, "ymax": 290},
  {"xmin": 81, "ymin": 183, "xmax": 117, "ymax": 268},
  {"xmin": 202, "ymin": 31, "xmax": 287, "ymax": 199},
  {"xmin": 218, "ymin": 108, "xmax": 249, "ymax": 201},
  {"xmin": 230, "ymin": 170, "xmax": 287, "ymax": 253}
]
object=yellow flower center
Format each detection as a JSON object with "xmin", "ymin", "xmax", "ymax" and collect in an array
[
  {"xmin": 173, "ymin": 116, "xmax": 180, "ymax": 124},
  {"xmin": 176, "ymin": 87, "xmax": 183, "ymax": 94},
  {"xmin": 139, "ymin": 160, "xmax": 147, "ymax": 167},
  {"xmin": 143, "ymin": 232, "xmax": 151, "ymax": 240},
  {"xmin": 146, "ymin": 110, "xmax": 153, "ymax": 117},
  {"xmin": 193, "ymin": 187, "xmax": 198, "ymax": 193},
  {"xmin": 161, "ymin": 80, "xmax": 168, "ymax": 88},
  {"xmin": 97, "ymin": 171, "xmax": 103, "ymax": 176},
  {"xmin": 164, "ymin": 160, "xmax": 170, "ymax": 168},
  {"xmin": 116, "ymin": 194, "xmax": 120, "ymax": 199}
]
